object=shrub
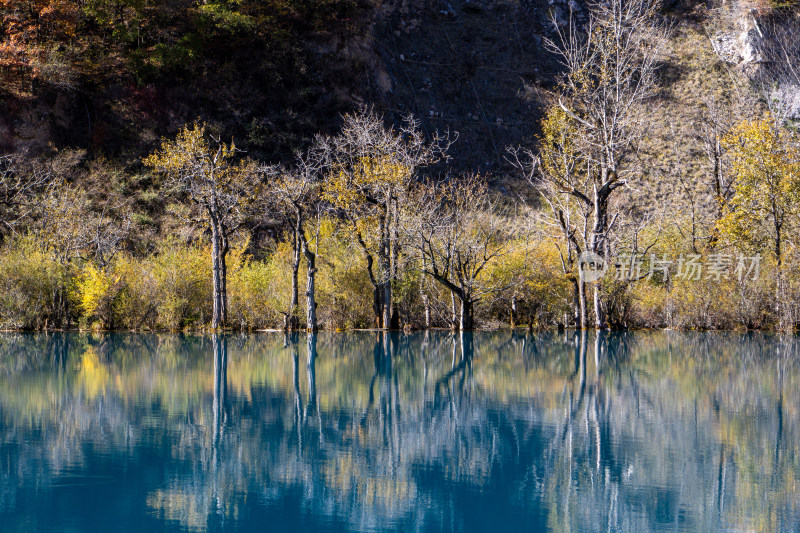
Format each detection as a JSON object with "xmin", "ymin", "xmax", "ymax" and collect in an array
[
  {"xmin": 314, "ymin": 219, "xmax": 378, "ymax": 330},
  {"xmin": 107, "ymin": 240, "xmax": 211, "ymax": 331},
  {"xmin": 228, "ymin": 255, "xmax": 284, "ymax": 330},
  {"xmin": 0, "ymin": 237, "xmax": 74, "ymax": 330},
  {"xmin": 145, "ymin": 240, "xmax": 211, "ymax": 330},
  {"xmin": 109, "ymin": 254, "xmax": 161, "ymax": 330},
  {"xmin": 76, "ymin": 264, "xmax": 122, "ymax": 329},
  {"xmin": 483, "ymin": 239, "xmax": 572, "ymax": 328}
]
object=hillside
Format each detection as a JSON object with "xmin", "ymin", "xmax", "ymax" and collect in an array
[
  {"xmin": 2, "ymin": 0, "xmax": 800, "ymax": 333},
  {"xmin": 1, "ymin": 0, "xmax": 372, "ymax": 160},
  {"xmin": 0, "ymin": 0, "xmax": 567, "ymax": 168},
  {"xmin": 2, "ymin": 0, "xmax": 793, "ymax": 172}
]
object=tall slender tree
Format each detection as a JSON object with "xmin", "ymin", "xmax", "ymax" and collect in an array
[
  {"xmin": 542, "ymin": 0, "xmax": 667, "ymax": 328},
  {"xmin": 145, "ymin": 123, "xmax": 261, "ymax": 330},
  {"xmin": 320, "ymin": 110, "xmax": 449, "ymax": 329},
  {"xmin": 271, "ymin": 146, "xmax": 323, "ymax": 332},
  {"xmin": 511, "ymin": 106, "xmax": 592, "ymax": 328}
]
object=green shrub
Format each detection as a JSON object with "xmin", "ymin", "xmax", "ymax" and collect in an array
[
  {"xmin": 107, "ymin": 240, "xmax": 211, "ymax": 331},
  {"xmin": 0, "ymin": 237, "xmax": 74, "ymax": 330},
  {"xmin": 228, "ymin": 256, "xmax": 283, "ymax": 330},
  {"xmin": 145, "ymin": 240, "xmax": 211, "ymax": 330}
]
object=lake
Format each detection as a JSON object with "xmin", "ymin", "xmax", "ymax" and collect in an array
[{"xmin": 0, "ymin": 331, "xmax": 798, "ymax": 532}]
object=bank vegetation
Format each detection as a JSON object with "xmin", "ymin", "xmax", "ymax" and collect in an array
[{"xmin": 2, "ymin": 0, "xmax": 800, "ymax": 332}]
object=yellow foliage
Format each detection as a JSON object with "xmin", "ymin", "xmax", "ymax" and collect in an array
[
  {"xmin": 717, "ymin": 118, "xmax": 800, "ymax": 255},
  {"xmin": 77, "ymin": 264, "xmax": 118, "ymax": 322},
  {"xmin": 323, "ymin": 156, "xmax": 411, "ymax": 211},
  {"xmin": 145, "ymin": 122, "xmax": 235, "ymax": 176},
  {"xmin": 145, "ymin": 122, "xmax": 261, "ymax": 217},
  {"xmin": 539, "ymin": 104, "xmax": 581, "ymax": 188}
]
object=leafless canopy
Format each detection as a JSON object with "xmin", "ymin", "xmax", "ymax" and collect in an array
[
  {"xmin": 0, "ymin": 154, "xmax": 55, "ymax": 237},
  {"xmin": 515, "ymin": 0, "xmax": 669, "ymax": 328},
  {"xmin": 411, "ymin": 174, "xmax": 513, "ymax": 329},
  {"xmin": 545, "ymin": 0, "xmax": 668, "ymax": 190},
  {"xmin": 317, "ymin": 109, "xmax": 453, "ymax": 329}
]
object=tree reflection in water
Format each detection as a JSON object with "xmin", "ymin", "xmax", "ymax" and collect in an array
[{"xmin": 0, "ymin": 331, "xmax": 799, "ymax": 532}]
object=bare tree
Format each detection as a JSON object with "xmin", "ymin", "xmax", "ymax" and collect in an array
[
  {"xmin": 411, "ymin": 175, "xmax": 513, "ymax": 330},
  {"xmin": 0, "ymin": 153, "xmax": 55, "ymax": 238},
  {"xmin": 270, "ymin": 146, "xmax": 324, "ymax": 332},
  {"xmin": 542, "ymin": 0, "xmax": 668, "ymax": 328},
  {"xmin": 542, "ymin": 188, "xmax": 591, "ymax": 329},
  {"xmin": 320, "ymin": 110, "xmax": 450, "ymax": 329},
  {"xmin": 509, "ymin": 108, "xmax": 592, "ymax": 329},
  {"xmin": 689, "ymin": 86, "xmax": 762, "ymax": 250},
  {"xmin": 145, "ymin": 123, "xmax": 261, "ymax": 330},
  {"xmin": 34, "ymin": 177, "xmax": 132, "ymax": 266}
]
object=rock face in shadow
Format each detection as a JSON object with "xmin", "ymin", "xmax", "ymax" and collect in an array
[
  {"xmin": 0, "ymin": 0, "xmax": 570, "ymax": 176},
  {"xmin": 371, "ymin": 0, "xmax": 569, "ymax": 173}
]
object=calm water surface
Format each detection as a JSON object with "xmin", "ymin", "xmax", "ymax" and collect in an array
[{"xmin": 0, "ymin": 331, "xmax": 799, "ymax": 532}]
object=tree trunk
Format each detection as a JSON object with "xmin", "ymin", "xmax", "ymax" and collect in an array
[
  {"xmin": 591, "ymin": 182, "xmax": 608, "ymax": 330},
  {"xmin": 211, "ymin": 221, "xmax": 223, "ymax": 330},
  {"xmin": 708, "ymin": 138, "xmax": 724, "ymax": 249},
  {"xmin": 450, "ymin": 292, "xmax": 458, "ymax": 330},
  {"xmin": 305, "ymin": 262, "xmax": 317, "ymax": 332},
  {"xmin": 301, "ymin": 235, "xmax": 318, "ymax": 332},
  {"xmin": 382, "ymin": 278, "xmax": 392, "ymax": 330},
  {"xmin": 569, "ymin": 276, "xmax": 580, "ymax": 327},
  {"xmin": 373, "ymin": 286, "xmax": 383, "ymax": 328},
  {"xmin": 775, "ymin": 226, "xmax": 785, "ymax": 331},
  {"xmin": 459, "ymin": 297, "xmax": 474, "ymax": 331},
  {"xmin": 380, "ymin": 203, "xmax": 392, "ymax": 330},
  {"xmin": 578, "ymin": 277, "xmax": 587, "ymax": 329},
  {"xmin": 389, "ymin": 194, "xmax": 400, "ymax": 330},
  {"xmin": 354, "ymin": 228, "xmax": 382, "ymax": 328},
  {"xmin": 510, "ymin": 296, "xmax": 517, "ymax": 328},
  {"xmin": 593, "ymin": 284, "xmax": 604, "ymax": 330},
  {"xmin": 287, "ymin": 221, "xmax": 301, "ymax": 332},
  {"xmin": 420, "ymin": 257, "xmax": 431, "ymax": 330},
  {"xmin": 422, "ymin": 294, "xmax": 431, "ymax": 330},
  {"xmin": 220, "ymin": 228, "xmax": 229, "ymax": 326}
]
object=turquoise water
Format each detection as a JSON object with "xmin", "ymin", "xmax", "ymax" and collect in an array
[{"xmin": 0, "ymin": 331, "xmax": 798, "ymax": 532}]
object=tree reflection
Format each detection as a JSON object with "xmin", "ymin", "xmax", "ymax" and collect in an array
[
  {"xmin": 1, "ymin": 331, "xmax": 800, "ymax": 532},
  {"xmin": 213, "ymin": 334, "xmax": 227, "ymax": 444}
]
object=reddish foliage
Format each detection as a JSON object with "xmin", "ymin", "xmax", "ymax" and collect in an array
[{"xmin": 0, "ymin": 0, "xmax": 77, "ymax": 72}]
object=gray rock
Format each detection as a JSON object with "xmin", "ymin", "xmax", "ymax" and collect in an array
[{"xmin": 739, "ymin": 27, "xmax": 764, "ymax": 63}]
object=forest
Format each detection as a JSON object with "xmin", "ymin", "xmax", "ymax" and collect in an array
[{"xmin": 2, "ymin": 0, "xmax": 800, "ymax": 332}]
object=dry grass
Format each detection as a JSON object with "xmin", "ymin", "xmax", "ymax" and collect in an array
[{"xmin": 634, "ymin": 20, "xmax": 763, "ymax": 229}]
